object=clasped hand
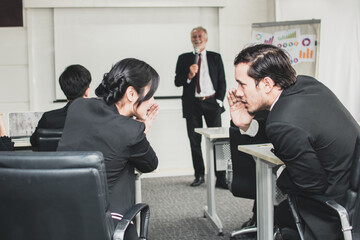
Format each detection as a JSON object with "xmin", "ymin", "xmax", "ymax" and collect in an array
[{"xmin": 136, "ymin": 103, "xmax": 159, "ymax": 133}]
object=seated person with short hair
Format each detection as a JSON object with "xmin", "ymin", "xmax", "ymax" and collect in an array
[{"xmin": 30, "ymin": 64, "xmax": 91, "ymax": 148}]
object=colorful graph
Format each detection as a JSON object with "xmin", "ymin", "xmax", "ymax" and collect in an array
[
  {"xmin": 290, "ymin": 58, "xmax": 299, "ymax": 65},
  {"xmin": 278, "ymin": 31, "xmax": 297, "ymax": 40},
  {"xmin": 302, "ymin": 38, "xmax": 311, "ymax": 46},
  {"xmin": 299, "ymin": 48, "xmax": 313, "ymax": 59},
  {"xmin": 264, "ymin": 36, "xmax": 274, "ymax": 44}
]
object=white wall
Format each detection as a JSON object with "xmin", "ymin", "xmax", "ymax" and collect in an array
[
  {"xmin": 0, "ymin": 26, "xmax": 29, "ymax": 113},
  {"xmin": 276, "ymin": 0, "xmax": 360, "ymax": 122},
  {"xmin": 0, "ymin": 0, "xmax": 274, "ymax": 176}
]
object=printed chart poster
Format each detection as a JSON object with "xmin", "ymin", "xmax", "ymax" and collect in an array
[
  {"xmin": 273, "ymin": 28, "xmax": 301, "ymax": 65},
  {"xmin": 298, "ymin": 34, "xmax": 316, "ymax": 62},
  {"xmin": 251, "ymin": 31, "xmax": 274, "ymax": 44}
]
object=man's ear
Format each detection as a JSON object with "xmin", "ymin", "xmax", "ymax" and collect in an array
[
  {"xmin": 262, "ymin": 77, "xmax": 275, "ymax": 93},
  {"xmin": 83, "ymin": 87, "xmax": 90, "ymax": 98}
]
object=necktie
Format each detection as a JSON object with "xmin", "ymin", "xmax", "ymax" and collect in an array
[{"xmin": 196, "ymin": 53, "xmax": 202, "ymax": 93}]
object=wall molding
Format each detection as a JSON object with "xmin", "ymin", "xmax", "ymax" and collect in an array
[{"xmin": 24, "ymin": 0, "xmax": 226, "ymax": 8}]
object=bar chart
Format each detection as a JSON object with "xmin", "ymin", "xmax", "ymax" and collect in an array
[{"xmin": 299, "ymin": 48, "xmax": 313, "ymax": 59}]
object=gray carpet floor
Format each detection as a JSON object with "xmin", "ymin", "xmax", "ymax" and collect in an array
[{"xmin": 141, "ymin": 175, "xmax": 256, "ymax": 240}]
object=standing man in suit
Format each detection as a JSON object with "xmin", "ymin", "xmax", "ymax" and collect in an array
[
  {"xmin": 228, "ymin": 44, "xmax": 359, "ymax": 239},
  {"xmin": 175, "ymin": 26, "xmax": 227, "ymax": 188},
  {"xmin": 30, "ymin": 64, "xmax": 91, "ymax": 148}
]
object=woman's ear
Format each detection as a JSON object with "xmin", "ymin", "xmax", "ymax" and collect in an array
[{"xmin": 126, "ymin": 86, "xmax": 138, "ymax": 102}]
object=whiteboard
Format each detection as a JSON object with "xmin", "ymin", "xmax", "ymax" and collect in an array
[{"xmin": 54, "ymin": 7, "xmax": 219, "ymax": 99}]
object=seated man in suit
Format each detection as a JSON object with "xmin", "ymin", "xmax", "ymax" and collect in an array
[
  {"xmin": 30, "ymin": 64, "xmax": 91, "ymax": 148},
  {"xmin": 228, "ymin": 44, "xmax": 359, "ymax": 239}
]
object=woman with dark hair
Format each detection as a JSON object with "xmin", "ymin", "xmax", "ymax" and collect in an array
[{"xmin": 57, "ymin": 58, "xmax": 159, "ymax": 239}]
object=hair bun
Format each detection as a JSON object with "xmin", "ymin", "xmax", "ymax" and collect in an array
[
  {"xmin": 95, "ymin": 71, "xmax": 129, "ymax": 105},
  {"xmin": 96, "ymin": 58, "xmax": 159, "ymax": 106}
]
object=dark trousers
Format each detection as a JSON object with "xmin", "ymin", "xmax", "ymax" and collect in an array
[
  {"xmin": 185, "ymin": 97, "xmax": 225, "ymax": 179},
  {"xmin": 275, "ymin": 198, "xmax": 343, "ymax": 240}
]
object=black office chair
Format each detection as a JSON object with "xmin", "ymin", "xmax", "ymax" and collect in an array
[
  {"xmin": 228, "ymin": 111, "xmax": 269, "ymax": 238},
  {"xmin": 285, "ymin": 133, "xmax": 360, "ymax": 240},
  {"xmin": 36, "ymin": 128, "xmax": 63, "ymax": 151},
  {"xmin": 0, "ymin": 151, "xmax": 150, "ymax": 240}
]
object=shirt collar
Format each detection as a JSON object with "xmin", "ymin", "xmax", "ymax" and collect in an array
[
  {"xmin": 270, "ymin": 92, "xmax": 282, "ymax": 111},
  {"xmin": 193, "ymin": 49, "xmax": 207, "ymax": 56}
]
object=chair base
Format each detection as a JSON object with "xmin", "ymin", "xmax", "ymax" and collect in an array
[{"xmin": 230, "ymin": 226, "xmax": 257, "ymax": 237}]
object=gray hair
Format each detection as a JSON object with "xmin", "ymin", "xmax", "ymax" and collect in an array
[{"xmin": 191, "ymin": 26, "xmax": 208, "ymax": 37}]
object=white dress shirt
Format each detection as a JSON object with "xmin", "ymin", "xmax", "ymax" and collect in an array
[{"xmin": 187, "ymin": 50, "xmax": 216, "ymax": 97}]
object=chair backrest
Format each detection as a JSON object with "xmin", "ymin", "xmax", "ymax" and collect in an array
[
  {"xmin": 0, "ymin": 151, "xmax": 114, "ymax": 240},
  {"xmin": 345, "ymin": 133, "xmax": 360, "ymax": 237},
  {"xmin": 229, "ymin": 111, "xmax": 269, "ymax": 200},
  {"xmin": 36, "ymin": 128, "xmax": 63, "ymax": 151}
]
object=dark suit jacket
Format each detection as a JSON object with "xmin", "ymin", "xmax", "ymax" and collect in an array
[
  {"xmin": 174, "ymin": 51, "xmax": 226, "ymax": 118},
  {"xmin": 267, "ymin": 75, "xmax": 359, "ymax": 199},
  {"xmin": 30, "ymin": 102, "xmax": 71, "ymax": 147},
  {"xmin": 57, "ymin": 98, "xmax": 158, "ymax": 216},
  {"xmin": 0, "ymin": 136, "xmax": 14, "ymax": 151},
  {"xmin": 267, "ymin": 75, "xmax": 360, "ymax": 238}
]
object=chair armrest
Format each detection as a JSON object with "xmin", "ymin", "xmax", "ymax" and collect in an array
[
  {"xmin": 298, "ymin": 195, "xmax": 352, "ymax": 235},
  {"xmin": 326, "ymin": 200, "xmax": 353, "ymax": 240},
  {"xmin": 289, "ymin": 193, "xmax": 353, "ymax": 240},
  {"xmin": 113, "ymin": 203, "xmax": 150, "ymax": 240},
  {"xmin": 287, "ymin": 194, "xmax": 305, "ymax": 240}
]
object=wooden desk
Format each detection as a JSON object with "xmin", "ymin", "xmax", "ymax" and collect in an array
[
  {"xmin": 238, "ymin": 144, "xmax": 283, "ymax": 240},
  {"xmin": 194, "ymin": 127, "xmax": 229, "ymax": 235}
]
